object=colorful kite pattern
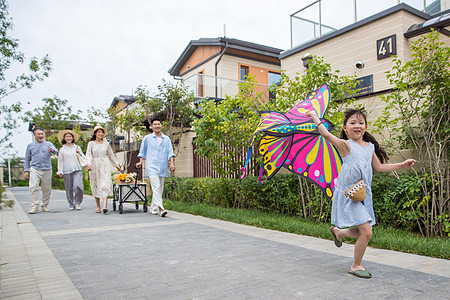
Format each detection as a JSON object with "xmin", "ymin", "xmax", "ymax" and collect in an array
[{"xmin": 241, "ymin": 84, "xmax": 342, "ymax": 199}]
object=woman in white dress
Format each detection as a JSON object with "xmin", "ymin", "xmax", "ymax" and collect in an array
[
  {"xmin": 57, "ymin": 130, "xmax": 85, "ymax": 210},
  {"xmin": 86, "ymin": 125, "xmax": 122, "ymax": 214}
]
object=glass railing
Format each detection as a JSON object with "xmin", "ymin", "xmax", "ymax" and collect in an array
[
  {"xmin": 183, "ymin": 74, "xmax": 272, "ymax": 107},
  {"xmin": 290, "ymin": 0, "xmax": 442, "ymax": 48}
]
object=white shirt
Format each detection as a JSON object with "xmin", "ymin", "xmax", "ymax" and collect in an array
[{"xmin": 57, "ymin": 144, "xmax": 85, "ymax": 175}]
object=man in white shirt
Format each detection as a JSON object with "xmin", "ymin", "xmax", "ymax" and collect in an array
[{"xmin": 136, "ymin": 118, "xmax": 175, "ymax": 217}]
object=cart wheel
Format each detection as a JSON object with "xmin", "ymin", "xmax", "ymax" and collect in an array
[
  {"xmin": 113, "ymin": 185, "xmax": 119, "ymax": 200},
  {"xmin": 143, "ymin": 202, "xmax": 148, "ymax": 213},
  {"xmin": 135, "ymin": 202, "xmax": 139, "ymax": 210},
  {"xmin": 119, "ymin": 203, "xmax": 123, "ymax": 214},
  {"xmin": 113, "ymin": 201, "xmax": 117, "ymax": 211}
]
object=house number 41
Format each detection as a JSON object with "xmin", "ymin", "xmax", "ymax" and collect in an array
[{"xmin": 377, "ymin": 34, "xmax": 397, "ymax": 60}]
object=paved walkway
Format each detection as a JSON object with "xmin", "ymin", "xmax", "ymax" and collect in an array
[{"xmin": 1, "ymin": 187, "xmax": 449, "ymax": 299}]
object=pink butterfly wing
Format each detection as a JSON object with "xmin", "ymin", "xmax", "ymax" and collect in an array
[
  {"xmin": 259, "ymin": 135, "xmax": 293, "ymax": 179},
  {"xmin": 285, "ymin": 84, "xmax": 330, "ymax": 122},
  {"xmin": 284, "ymin": 132, "xmax": 342, "ymax": 199}
]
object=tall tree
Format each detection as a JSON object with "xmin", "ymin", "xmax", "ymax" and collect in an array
[
  {"xmin": 0, "ymin": 0, "xmax": 52, "ymax": 154},
  {"xmin": 192, "ymin": 76, "xmax": 263, "ymax": 178},
  {"xmin": 124, "ymin": 79, "xmax": 195, "ymax": 155},
  {"xmin": 22, "ymin": 96, "xmax": 81, "ymax": 148}
]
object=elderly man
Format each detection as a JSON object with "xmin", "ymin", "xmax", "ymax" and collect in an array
[
  {"xmin": 24, "ymin": 127, "xmax": 58, "ymax": 214},
  {"xmin": 136, "ymin": 118, "xmax": 175, "ymax": 217}
]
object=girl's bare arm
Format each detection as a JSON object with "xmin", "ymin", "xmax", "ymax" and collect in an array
[
  {"xmin": 305, "ymin": 110, "xmax": 350, "ymax": 156},
  {"xmin": 372, "ymin": 154, "xmax": 416, "ymax": 172}
]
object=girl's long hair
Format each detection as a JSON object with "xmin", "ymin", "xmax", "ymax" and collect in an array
[
  {"xmin": 90, "ymin": 129, "xmax": 104, "ymax": 141},
  {"xmin": 340, "ymin": 108, "xmax": 389, "ymax": 163}
]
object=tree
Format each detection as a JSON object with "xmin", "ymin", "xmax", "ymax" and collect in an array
[
  {"xmin": 373, "ymin": 30, "xmax": 449, "ymax": 237},
  {"xmin": 22, "ymin": 96, "xmax": 82, "ymax": 148},
  {"xmin": 271, "ymin": 55, "xmax": 358, "ymax": 131},
  {"xmin": 122, "ymin": 79, "xmax": 195, "ymax": 154},
  {"xmin": 0, "ymin": 0, "xmax": 52, "ymax": 154},
  {"xmin": 192, "ymin": 76, "xmax": 263, "ymax": 178},
  {"xmin": 193, "ymin": 56, "xmax": 357, "ymax": 176},
  {"xmin": 193, "ymin": 57, "xmax": 358, "ymax": 219}
]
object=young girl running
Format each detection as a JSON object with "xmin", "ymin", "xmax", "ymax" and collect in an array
[{"xmin": 306, "ymin": 108, "xmax": 416, "ymax": 279}]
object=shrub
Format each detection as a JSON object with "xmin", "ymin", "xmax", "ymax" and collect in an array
[{"xmin": 165, "ymin": 172, "xmax": 445, "ymax": 236}]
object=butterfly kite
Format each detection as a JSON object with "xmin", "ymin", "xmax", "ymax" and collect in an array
[{"xmin": 241, "ymin": 84, "xmax": 342, "ymax": 199}]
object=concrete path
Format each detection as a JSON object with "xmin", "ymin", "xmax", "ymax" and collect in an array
[{"xmin": 1, "ymin": 186, "xmax": 449, "ymax": 299}]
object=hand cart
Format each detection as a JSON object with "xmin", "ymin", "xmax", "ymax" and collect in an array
[{"xmin": 113, "ymin": 166, "xmax": 148, "ymax": 214}]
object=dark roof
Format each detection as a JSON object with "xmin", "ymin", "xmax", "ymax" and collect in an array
[
  {"xmin": 404, "ymin": 10, "xmax": 450, "ymax": 38},
  {"xmin": 28, "ymin": 122, "xmax": 94, "ymax": 132},
  {"xmin": 280, "ymin": 3, "xmax": 430, "ymax": 59},
  {"xmin": 109, "ymin": 95, "xmax": 136, "ymax": 110},
  {"xmin": 168, "ymin": 37, "xmax": 283, "ymax": 76}
]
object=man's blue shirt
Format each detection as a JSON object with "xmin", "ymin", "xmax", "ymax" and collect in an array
[
  {"xmin": 138, "ymin": 133, "xmax": 175, "ymax": 177},
  {"xmin": 24, "ymin": 141, "xmax": 58, "ymax": 171}
]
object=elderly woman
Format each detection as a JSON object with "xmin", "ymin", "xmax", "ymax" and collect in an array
[
  {"xmin": 57, "ymin": 129, "xmax": 85, "ymax": 210},
  {"xmin": 86, "ymin": 125, "xmax": 121, "ymax": 214}
]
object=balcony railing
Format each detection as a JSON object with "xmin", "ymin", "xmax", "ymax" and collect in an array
[
  {"xmin": 183, "ymin": 74, "xmax": 272, "ymax": 108},
  {"xmin": 290, "ymin": 0, "xmax": 442, "ymax": 49}
]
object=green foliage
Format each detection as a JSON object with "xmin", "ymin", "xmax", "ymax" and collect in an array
[
  {"xmin": 164, "ymin": 172, "xmax": 445, "ymax": 237},
  {"xmin": 22, "ymin": 96, "xmax": 81, "ymax": 131},
  {"xmin": 192, "ymin": 75, "xmax": 262, "ymax": 178},
  {"xmin": 373, "ymin": 30, "xmax": 450, "ymax": 237},
  {"xmin": 271, "ymin": 55, "xmax": 358, "ymax": 131},
  {"xmin": 109, "ymin": 79, "xmax": 195, "ymax": 160},
  {"xmin": 132, "ymin": 79, "xmax": 195, "ymax": 142},
  {"xmin": 192, "ymin": 56, "xmax": 358, "ymax": 183},
  {"xmin": 165, "ymin": 174, "xmax": 329, "ymax": 221},
  {"xmin": 0, "ymin": 185, "xmax": 14, "ymax": 209},
  {"xmin": 0, "ymin": 0, "xmax": 52, "ymax": 155}
]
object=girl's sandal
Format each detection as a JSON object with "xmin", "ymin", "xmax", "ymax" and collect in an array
[
  {"xmin": 96, "ymin": 209, "xmax": 101, "ymax": 213},
  {"xmin": 349, "ymin": 269, "xmax": 372, "ymax": 278},
  {"xmin": 330, "ymin": 226, "xmax": 342, "ymax": 248}
]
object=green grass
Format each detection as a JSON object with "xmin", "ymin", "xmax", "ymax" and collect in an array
[{"xmin": 164, "ymin": 199, "xmax": 450, "ymax": 260}]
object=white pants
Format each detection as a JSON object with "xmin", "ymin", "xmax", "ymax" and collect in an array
[
  {"xmin": 29, "ymin": 167, "xmax": 52, "ymax": 209},
  {"xmin": 149, "ymin": 175, "xmax": 165, "ymax": 211}
]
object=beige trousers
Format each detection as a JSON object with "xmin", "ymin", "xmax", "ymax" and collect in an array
[{"xmin": 29, "ymin": 167, "xmax": 52, "ymax": 209}]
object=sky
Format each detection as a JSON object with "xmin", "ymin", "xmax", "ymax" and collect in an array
[
  {"xmin": 3, "ymin": 0, "xmax": 428, "ymax": 158},
  {"xmin": 4, "ymin": 0, "xmax": 308, "ymax": 157}
]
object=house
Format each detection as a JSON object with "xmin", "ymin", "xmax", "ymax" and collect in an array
[
  {"xmin": 168, "ymin": 37, "xmax": 284, "ymax": 177},
  {"xmin": 168, "ymin": 37, "xmax": 283, "ymax": 106},
  {"xmin": 107, "ymin": 95, "xmax": 145, "ymax": 172},
  {"xmin": 280, "ymin": 1, "xmax": 450, "ymax": 161}
]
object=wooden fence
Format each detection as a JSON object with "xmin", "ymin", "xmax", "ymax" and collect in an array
[{"xmin": 193, "ymin": 140, "xmax": 259, "ymax": 179}]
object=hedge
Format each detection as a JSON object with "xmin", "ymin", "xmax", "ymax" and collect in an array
[{"xmin": 164, "ymin": 172, "xmax": 433, "ymax": 235}]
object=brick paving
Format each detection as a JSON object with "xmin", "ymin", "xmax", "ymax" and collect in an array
[{"xmin": 1, "ymin": 187, "xmax": 449, "ymax": 299}]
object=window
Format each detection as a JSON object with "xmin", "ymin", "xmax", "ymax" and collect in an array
[
  {"xmin": 240, "ymin": 65, "xmax": 249, "ymax": 81},
  {"xmin": 268, "ymin": 71, "xmax": 281, "ymax": 100},
  {"xmin": 268, "ymin": 71, "xmax": 281, "ymax": 86}
]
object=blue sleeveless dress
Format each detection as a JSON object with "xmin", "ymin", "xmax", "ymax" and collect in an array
[{"xmin": 331, "ymin": 140, "xmax": 376, "ymax": 228}]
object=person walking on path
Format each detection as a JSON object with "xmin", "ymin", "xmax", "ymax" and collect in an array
[
  {"xmin": 306, "ymin": 108, "xmax": 416, "ymax": 279},
  {"xmin": 57, "ymin": 129, "xmax": 85, "ymax": 211},
  {"xmin": 24, "ymin": 127, "xmax": 58, "ymax": 214},
  {"xmin": 86, "ymin": 125, "xmax": 121, "ymax": 214},
  {"xmin": 136, "ymin": 118, "xmax": 175, "ymax": 217}
]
